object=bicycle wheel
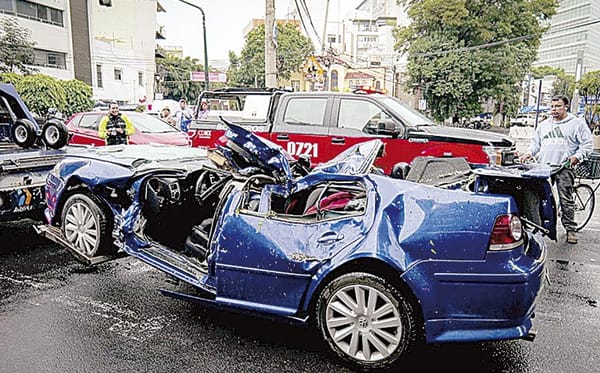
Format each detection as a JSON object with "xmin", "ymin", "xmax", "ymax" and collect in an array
[{"xmin": 573, "ymin": 183, "xmax": 595, "ymax": 231}]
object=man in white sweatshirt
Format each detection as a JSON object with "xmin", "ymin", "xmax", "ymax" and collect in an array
[{"xmin": 519, "ymin": 94, "xmax": 593, "ymax": 244}]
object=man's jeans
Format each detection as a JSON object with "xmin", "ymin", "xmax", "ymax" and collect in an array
[{"xmin": 554, "ymin": 167, "xmax": 576, "ymax": 232}]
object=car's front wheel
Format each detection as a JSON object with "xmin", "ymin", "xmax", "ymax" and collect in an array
[
  {"xmin": 61, "ymin": 193, "xmax": 115, "ymax": 257},
  {"xmin": 315, "ymin": 272, "xmax": 417, "ymax": 370},
  {"xmin": 42, "ymin": 121, "xmax": 69, "ymax": 149}
]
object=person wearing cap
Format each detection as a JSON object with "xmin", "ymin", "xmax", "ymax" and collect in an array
[
  {"xmin": 98, "ymin": 101, "xmax": 135, "ymax": 145},
  {"xmin": 173, "ymin": 98, "xmax": 193, "ymax": 132}
]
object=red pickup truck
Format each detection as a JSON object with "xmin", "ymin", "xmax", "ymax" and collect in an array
[{"xmin": 188, "ymin": 88, "xmax": 515, "ymax": 175}]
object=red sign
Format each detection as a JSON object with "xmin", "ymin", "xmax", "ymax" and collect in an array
[{"xmin": 190, "ymin": 71, "xmax": 227, "ymax": 83}]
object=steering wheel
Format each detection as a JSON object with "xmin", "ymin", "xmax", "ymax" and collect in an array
[{"xmin": 194, "ymin": 171, "xmax": 217, "ymax": 204}]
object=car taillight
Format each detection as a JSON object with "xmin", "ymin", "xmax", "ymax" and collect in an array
[{"xmin": 489, "ymin": 214, "xmax": 523, "ymax": 251}]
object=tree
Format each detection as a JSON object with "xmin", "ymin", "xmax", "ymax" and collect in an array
[
  {"xmin": 156, "ymin": 55, "xmax": 223, "ymax": 102},
  {"xmin": 395, "ymin": 0, "xmax": 558, "ymax": 122},
  {"xmin": 0, "ymin": 72, "xmax": 23, "ymax": 87},
  {"xmin": 0, "ymin": 18, "xmax": 36, "ymax": 74},
  {"xmin": 530, "ymin": 65, "xmax": 575, "ymax": 98},
  {"xmin": 16, "ymin": 75, "xmax": 66, "ymax": 116},
  {"xmin": 228, "ymin": 23, "xmax": 313, "ymax": 87},
  {"xmin": 60, "ymin": 79, "xmax": 94, "ymax": 116},
  {"xmin": 578, "ymin": 70, "xmax": 600, "ymax": 128}
]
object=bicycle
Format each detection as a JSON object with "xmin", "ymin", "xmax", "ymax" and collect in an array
[{"xmin": 572, "ymin": 152, "xmax": 600, "ymax": 230}]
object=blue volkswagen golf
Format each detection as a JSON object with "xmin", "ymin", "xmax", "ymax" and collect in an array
[{"xmin": 39, "ymin": 122, "xmax": 552, "ymax": 370}]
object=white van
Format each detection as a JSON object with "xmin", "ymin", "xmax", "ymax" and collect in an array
[{"xmin": 146, "ymin": 99, "xmax": 179, "ymax": 116}]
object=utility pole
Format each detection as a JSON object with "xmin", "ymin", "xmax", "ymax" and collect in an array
[
  {"xmin": 265, "ymin": 0, "xmax": 277, "ymax": 88},
  {"xmin": 571, "ymin": 50, "xmax": 584, "ymax": 114},
  {"xmin": 321, "ymin": 0, "xmax": 330, "ymax": 54}
]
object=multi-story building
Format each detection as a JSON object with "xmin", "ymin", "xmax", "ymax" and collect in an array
[
  {"xmin": 0, "ymin": 0, "xmax": 73, "ymax": 80},
  {"xmin": 534, "ymin": 0, "xmax": 600, "ymax": 75},
  {"xmin": 0, "ymin": 0, "xmax": 159, "ymax": 104},
  {"xmin": 88, "ymin": 0, "xmax": 158, "ymax": 104}
]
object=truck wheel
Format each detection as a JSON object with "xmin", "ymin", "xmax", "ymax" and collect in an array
[
  {"xmin": 42, "ymin": 121, "xmax": 69, "ymax": 149},
  {"xmin": 12, "ymin": 119, "xmax": 37, "ymax": 148},
  {"xmin": 315, "ymin": 272, "xmax": 417, "ymax": 370},
  {"xmin": 61, "ymin": 193, "xmax": 115, "ymax": 257}
]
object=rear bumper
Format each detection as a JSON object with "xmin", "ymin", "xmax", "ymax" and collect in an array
[{"xmin": 404, "ymin": 234, "xmax": 547, "ymax": 344}]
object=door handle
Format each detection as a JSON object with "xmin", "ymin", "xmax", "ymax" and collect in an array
[
  {"xmin": 276, "ymin": 134, "xmax": 289, "ymax": 140},
  {"xmin": 331, "ymin": 137, "xmax": 345, "ymax": 144},
  {"xmin": 317, "ymin": 231, "xmax": 344, "ymax": 244}
]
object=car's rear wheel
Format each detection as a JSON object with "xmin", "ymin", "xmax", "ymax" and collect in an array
[
  {"xmin": 61, "ymin": 193, "xmax": 115, "ymax": 257},
  {"xmin": 315, "ymin": 272, "xmax": 417, "ymax": 370},
  {"xmin": 42, "ymin": 121, "xmax": 69, "ymax": 149},
  {"xmin": 12, "ymin": 119, "xmax": 37, "ymax": 148}
]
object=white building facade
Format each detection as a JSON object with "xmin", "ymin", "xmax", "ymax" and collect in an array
[
  {"xmin": 0, "ymin": 0, "xmax": 158, "ymax": 104},
  {"xmin": 534, "ymin": 0, "xmax": 600, "ymax": 75},
  {"xmin": 0, "ymin": 0, "xmax": 74, "ymax": 80},
  {"xmin": 90, "ymin": 0, "xmax": 157, "ymax": 104}
]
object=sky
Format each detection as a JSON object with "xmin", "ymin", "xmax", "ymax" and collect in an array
[{"xmin": 157, "ymin": 0, "xmax": 363, "ymax": 64}]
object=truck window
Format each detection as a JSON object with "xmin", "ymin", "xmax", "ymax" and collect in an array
[
  {"xmin": 338, "ymin": 99, "xmax": 391, "ymax": 133},
  {"xmin": 283, "ymin": 98, "xmax": 327, "ymax": 126}
]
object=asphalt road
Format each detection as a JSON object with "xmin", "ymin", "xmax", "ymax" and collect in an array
[{"xmin": 0, "ymin": 210, "xmax": 598, "ymax": 372}]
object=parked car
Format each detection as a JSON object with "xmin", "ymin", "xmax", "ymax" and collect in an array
[
  {"xmin": 38, "ymin": 122, "xmax": 551, "ymax": 370},
  {"xmin": 145, "ymin": 99, "xmax": 179, "ymax": 116},
  {"xmin": 65, "ymin": 111, "xmax": 190, "ymax": 146},
  {"xmin": 510, "ymin": 113, "xmax": 540, "ymax": 127}
]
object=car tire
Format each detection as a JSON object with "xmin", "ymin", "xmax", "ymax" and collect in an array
[
  {"xmin": 11, "ymin": 119, "xmax": 37, "ymax": 148},
  {"xmin": 42, "ymin": 120, "xmax": 69, "ymax": 149},
  {"xmin": 315, "ymin": 272, "xmax": 417, "ymax": 370},
  {"xmin": 61, "ymin": 192, "xmax": 115, "ymax": 257}
]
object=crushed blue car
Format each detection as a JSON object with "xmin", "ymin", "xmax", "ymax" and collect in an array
[{"xmin": 37, "ymin": 122, "xmax": 554, "ymax": 370}]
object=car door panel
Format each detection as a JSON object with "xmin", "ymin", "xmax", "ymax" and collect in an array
[{"xmin": 214, "ymin": 198, "xmax": 370, "ymax": 315}]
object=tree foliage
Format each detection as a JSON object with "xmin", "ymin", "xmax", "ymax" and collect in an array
[
  {"xmin": 0, "ymin": 72, "xmax": 23, "ymax": 87},
  {"xmin": 530, "ymin": 65, "xmax": 575, "ymax": 98},
  {"xmin": 60, "ymin": 79, "xmax": 94, "ymax": 116},
  {"xmin": 395, "ymin": 0, "xmax": 558, "ymax": 122},
  {"xmin": 16, "ymin": 75, "xmax": 66, "ymax": 115},
  {"xmin": 156, "ymin": 55, "xmax": 224, "ymax": 102},
  {"xmin": 0, "ymin": 18, "xmax": 36, "ymax": 74},
  {"xmin": 228, "ymin": 23, "xmax": 314, "ymax": 87},
  {"xmin": 0, "ymin": 73, "xmax": 93, "ymax": 116},
  {"xmin": 578, "ymin": 70, "xmax": 600, "ymax": 127}
]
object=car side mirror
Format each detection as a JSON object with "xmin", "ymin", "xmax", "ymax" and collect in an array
[{"xmin": 376, "ymin": 119, "xmax": 402, "ymax": 136}]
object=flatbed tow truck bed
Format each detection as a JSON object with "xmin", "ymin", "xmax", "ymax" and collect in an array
[{"xmin": 0, "ymin": 143, "xmax": 81, "ymax": 222}]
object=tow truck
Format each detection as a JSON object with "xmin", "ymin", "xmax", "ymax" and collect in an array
[{"xmin": 0, "ymin": 83, "xmax": 71, "ymax": 222}]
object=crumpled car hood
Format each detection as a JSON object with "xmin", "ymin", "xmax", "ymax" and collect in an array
[{"xmin": 62, "ymin": 144, "xmax": 208, "ymax": 172}]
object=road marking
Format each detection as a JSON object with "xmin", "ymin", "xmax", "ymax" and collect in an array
[
  {"xmin": 0, "ymin": 273, "xmax": 50, "ymax": 289},
  {"xmin": 54, "ymin": 294, "xmax": 177, "ymax": 342}
]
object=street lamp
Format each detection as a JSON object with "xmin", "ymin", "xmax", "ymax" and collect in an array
[{"xmin": 177, "ymin": 0, "xmax": 209, "ymax": 90}]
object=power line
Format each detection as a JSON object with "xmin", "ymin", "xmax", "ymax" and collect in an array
[
  {"xmin": 293, "ymin": 0, "xmax": 313, "ymax": 45},
  {"xmin": 411, "ymin": 35, "xmax": 534, "ymax": 58},
  {"xmin": 410, "ymin": 18, "xmax": 600, "ymax": 58}
]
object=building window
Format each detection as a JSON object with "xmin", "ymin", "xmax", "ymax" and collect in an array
[
  {"xmin": 10, "ymin": 0, "xmax": 64, "ymax": 27},
  {"xmin": 32, "ymin": 48, "xmax": 66, "ymax": 69},
  {"xmin": 114, "ymin": 68, "xmax": 122, "ymax": 81},
  {"xmin": 291, "ymin": 80, "xmax": 300, "ymax": 91},
  {"xmin": 0, "ymin": 0, "xmax": 12, "ymax": 12},
  {"xmin": 331, "ymin": 70, "xmax": 338, "ymax": 91},
  {"xmin": 138, "ymin": 72, "xmax": 143, "ymax": 86},
  {"xmin": 96, "ymin": 64, "xmax": 103, "ymax": 88}
]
